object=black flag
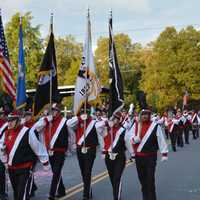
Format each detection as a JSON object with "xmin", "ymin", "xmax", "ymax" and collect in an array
[
  {"xmin": 108, "ymin": 13, "xmax": 124, "ymax": 118},
  {"xmin": 33, "ymin": 23, "xmax": 59, "ymax": 117}
]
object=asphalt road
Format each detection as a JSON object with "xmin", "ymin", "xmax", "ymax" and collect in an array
[{"xmin": 7, "ymin": 136, "xmax": 200, "ymax": 200}]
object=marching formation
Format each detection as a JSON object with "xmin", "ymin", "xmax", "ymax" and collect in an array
[
  {"xmin": 0, "ymin": 7, "xmax": 199, "ymax": 200},
  {"xmin": 0, "ymin": 105, "xmax": 200, "ymax": 200}
]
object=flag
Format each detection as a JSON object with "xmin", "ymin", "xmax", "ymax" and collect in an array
[
  {"xmin": 33, "ymin": 17, "xmax": 59, "ymax": 117},
  {"xmin": 16, "ymin": 17, "xmax": 26, "ymax": 109},
  {"xmin": 73, "ymin": 10, "xmax": 101, "ymax": 115},
  {"xmin": 0, "ymin": 10, "xmax": 16, "ymax": 101},
  {"xmin": 183, "ymin": 90, "xmax": 189, "ymax": 106},
  {"xmin": 108, "ymin": 13, "xmax": 124, "ymax": 118}
]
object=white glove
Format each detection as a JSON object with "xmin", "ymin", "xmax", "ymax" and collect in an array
[
  {"xmin": 108, "ymin": 120, "xmax": 114, "ymax": 127},
  {"xmin": 80, "ymin": 114, "xmax": 87, "ymax": 120},
  {"xmin": 161, "ymin": 156, "xmax": 168, "ymax": 162},
  {"xmin": 43, "ymin": 163, "xmax": 51, "ymax": 171},
  {"xmin": 1, "ymin": 154, "xmax": 7, "ymax": 164},
  {"xmin": 46, "ymin": 115, "xmax": 53, "ymax": 122},
  {"xmin": 133, "ymin": 136, "xmax": 141, "ymax": 144}
]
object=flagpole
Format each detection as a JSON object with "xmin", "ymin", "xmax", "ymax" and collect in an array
[
  {"xmin": 48, "ymin": 13, "xmax": 53, "ymax": 153},
  {"xmin": 82, "ymin": 8, "xmax": 90, "ymax": 154},
  {"xmin": 109, "ymin": 10, "xmax": 114, "ymax": 160},
  {"xmin": 19, "ymin": 15, "xmax": 24, "ymax": 115},
  {"xmin": 49, "ymin": 12, "xmax": 53, "ymax": 114}
]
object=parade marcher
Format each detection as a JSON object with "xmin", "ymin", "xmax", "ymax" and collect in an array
[
  {"xmin": 96, "ymin": 111, "xmax": 134, "ymax": 200},
  {"xmin": 176, "ymin": 109, "xmax": 184, "ymax": 148},
  {"xmin": 190, "ymin": 110, "xmax": 199, "ymax": 139},
  {"xmin": 0, "ymin": 111, "xmax": 50, "ymax": 200},
  {"xmin": 166, "ymin": 113, "xmax": 180, "ymax": 152},
  {"xmin": 0, "ymin": 108, "xmax": 8, "ymax": 200},
  {"xmin": 42, "ymin": 103, "xmax": 68, "ymax": 200},
  {"xmin": 67, "ymin": 105, "xmax": 101, "ymax": 200},
  {"xmin": 163, "ymin": 112, "xmax": 169, "ymax": 139},
  {"xmin": 130, "ymin": 109, "xmax": 168, "ymax": 200},
  {"xmin": 182, "ymin": 110, "xmax": 191, "ymax": 144},
  {"xmin": 22, "ymin": 109, "xmax": 38, "ymax": 198}
]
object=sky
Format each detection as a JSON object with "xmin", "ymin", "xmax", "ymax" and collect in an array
[{"xmin": 0, "ymin": 0, "xmax": 200, "ymax": 48}]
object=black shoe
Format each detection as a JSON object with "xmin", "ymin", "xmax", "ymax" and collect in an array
[
  {"xmin": 48, "ymin": 196, "xmax": 55, "ymax": 200},
  {"xmin": 55, "ymin": 193, "xmax": 66, "ymax": 198}
]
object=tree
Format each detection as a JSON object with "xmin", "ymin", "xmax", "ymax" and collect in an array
[
  {"xmin": 61, "ymin": 59, "xmax": 81, "ymax": 109},
  {"xmin": 5, "ymin": 12, "xmax": 43, "ymax": 89},
  {"xmin": 140, "ymin": 26, "xmax": 200, "ymax": 111},
  {"xmin": 63, "ymin": 59, "xmax": 81, "ymax": 85},
  {"xmin": 54, "ymin": 35, "xmax": 82, "ymax": 85},
  {"xmin": 95, "ymin": 33, "xmax": 143, "ymax": 106}
]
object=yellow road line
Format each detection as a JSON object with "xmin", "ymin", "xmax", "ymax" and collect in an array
[{"xmin": 59, "ymin": 160, "xmax": 134, "ymax": 200}]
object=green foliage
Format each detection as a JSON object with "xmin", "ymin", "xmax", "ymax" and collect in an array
[
  {"xmin": 3, "ymin": 12, "xmax": 200, "ymax": 111},
  {"xmin": 54, "ymin": 35, "xmax": 82, "ymax": 85},
  {"xmin": 140, "ymin": 26, "xmax": 200, "ymax": 111},
  {"xmin": 63, "ymin": 59, "xmax": 81, "ymax": 85},
  {"xmin": 95, "ymin": 33, "xmax": 143, "ymax": 103},
  {"xmin": 5, "ymin": 12, "xmax": 43, "ymax": 88}
]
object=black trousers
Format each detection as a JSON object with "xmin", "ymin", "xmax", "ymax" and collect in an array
[
  {"xmin": 184, "ymin": 128, "xmax": 190, "ymax": 144},
  {"xmin": 8, "ymin": 168, "xmax": 31, "ymax": 200},
  {"xmin": 27, "ymin": 160, "xmax": 38, "ymax": 197},
  {"xmin": 177, "ymin": 130, "xmax": 184, "ymax": 147},
  {"xmin": 192, "ymin": 129, "xmax": 198, "ymax": 139},
  {"xmin": 169, "ymin": 132, "xmax": 178, "ymax": 151},
  {"xmin": 105, "ymin": 152, "xmax": 126, "ymax": 200},
  {"xmin": 0, "ymin": 161, "xmax": 6, "ymax": 196},
  {"xmin": 49, "ymin": 153, "xmax": 66, "ymax": 198},
  {"xmin": 77, "ymin": 147, "xmax": 96, "ymax": 199},
  {"xmin": 135, "ymin": 155, "xmax": 157, "ymax": 200}
]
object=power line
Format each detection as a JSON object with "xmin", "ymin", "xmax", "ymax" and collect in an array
[{"xmin": 69, "ymin": 23, "xmax": 200, "ymax": 37}]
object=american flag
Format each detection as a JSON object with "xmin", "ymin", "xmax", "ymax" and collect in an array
[{"xmin": 0, "ymin": 12, "xmax": 16, "ymax": 100}]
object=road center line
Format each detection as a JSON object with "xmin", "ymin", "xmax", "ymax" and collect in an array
[{"xmin": 59, "ymin": 160, "xmax": 134, "ymax": 200}]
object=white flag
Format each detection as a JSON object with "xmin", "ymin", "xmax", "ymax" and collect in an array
[{"xmin": 73, "ymin": 11, "xmax": 101, "ymax": 115}]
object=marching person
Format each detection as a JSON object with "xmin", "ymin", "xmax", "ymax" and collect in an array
[
  {"xmin": 67, "ymin": 105, "xmax": 101, "ymax": 200},
  {"xmin": 0, "ymin": 111, "xmax": 50, "ymax": 200},
  {"xmin": 129, "ymin": 109, "xmax": 168, "ymax": 200},
  {"xmin": 22, "ymin": 109, "xmax": 38, "ymax": 198},
  {"xmin": 182, "ymin": 110, "xmax": 191, "ymax": 144},
  {"xmin": 190, "ymin": 110, "xmax": 199, "ymax": 139},
  {"xmin": 0, "ymin": 108, "xmax": 8, "ymax": 200},
  {"xmin": 176, "ymin": 109, "xmax": 184, "ymax": 148},
  {"xmin": 167, "ymin": 113, "xmax": 180, "ymax": 152},
  {"xmin": 96, "ymin": 111, "xmax": 134, "ymax": 200},
  {"xmin": 163, "ymin": 112, "xmax": 169, "ymax": 139},
  {"xmin": 42, "ymin": 103, "xmax": 68, "ymax": 200}
]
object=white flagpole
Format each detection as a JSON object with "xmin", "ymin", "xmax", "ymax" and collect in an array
[
  {"xmin": 48, "ymin": 13, "xmax": 53, "ymax": 153},
  {"xmin": 82, "ymin": 8, "xmax": 90, "ymax": 154}
]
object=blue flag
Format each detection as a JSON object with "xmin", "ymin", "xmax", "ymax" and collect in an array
[{"xmin": 16, "ymin": 17, "xmax": 26, "ymax": 109}]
